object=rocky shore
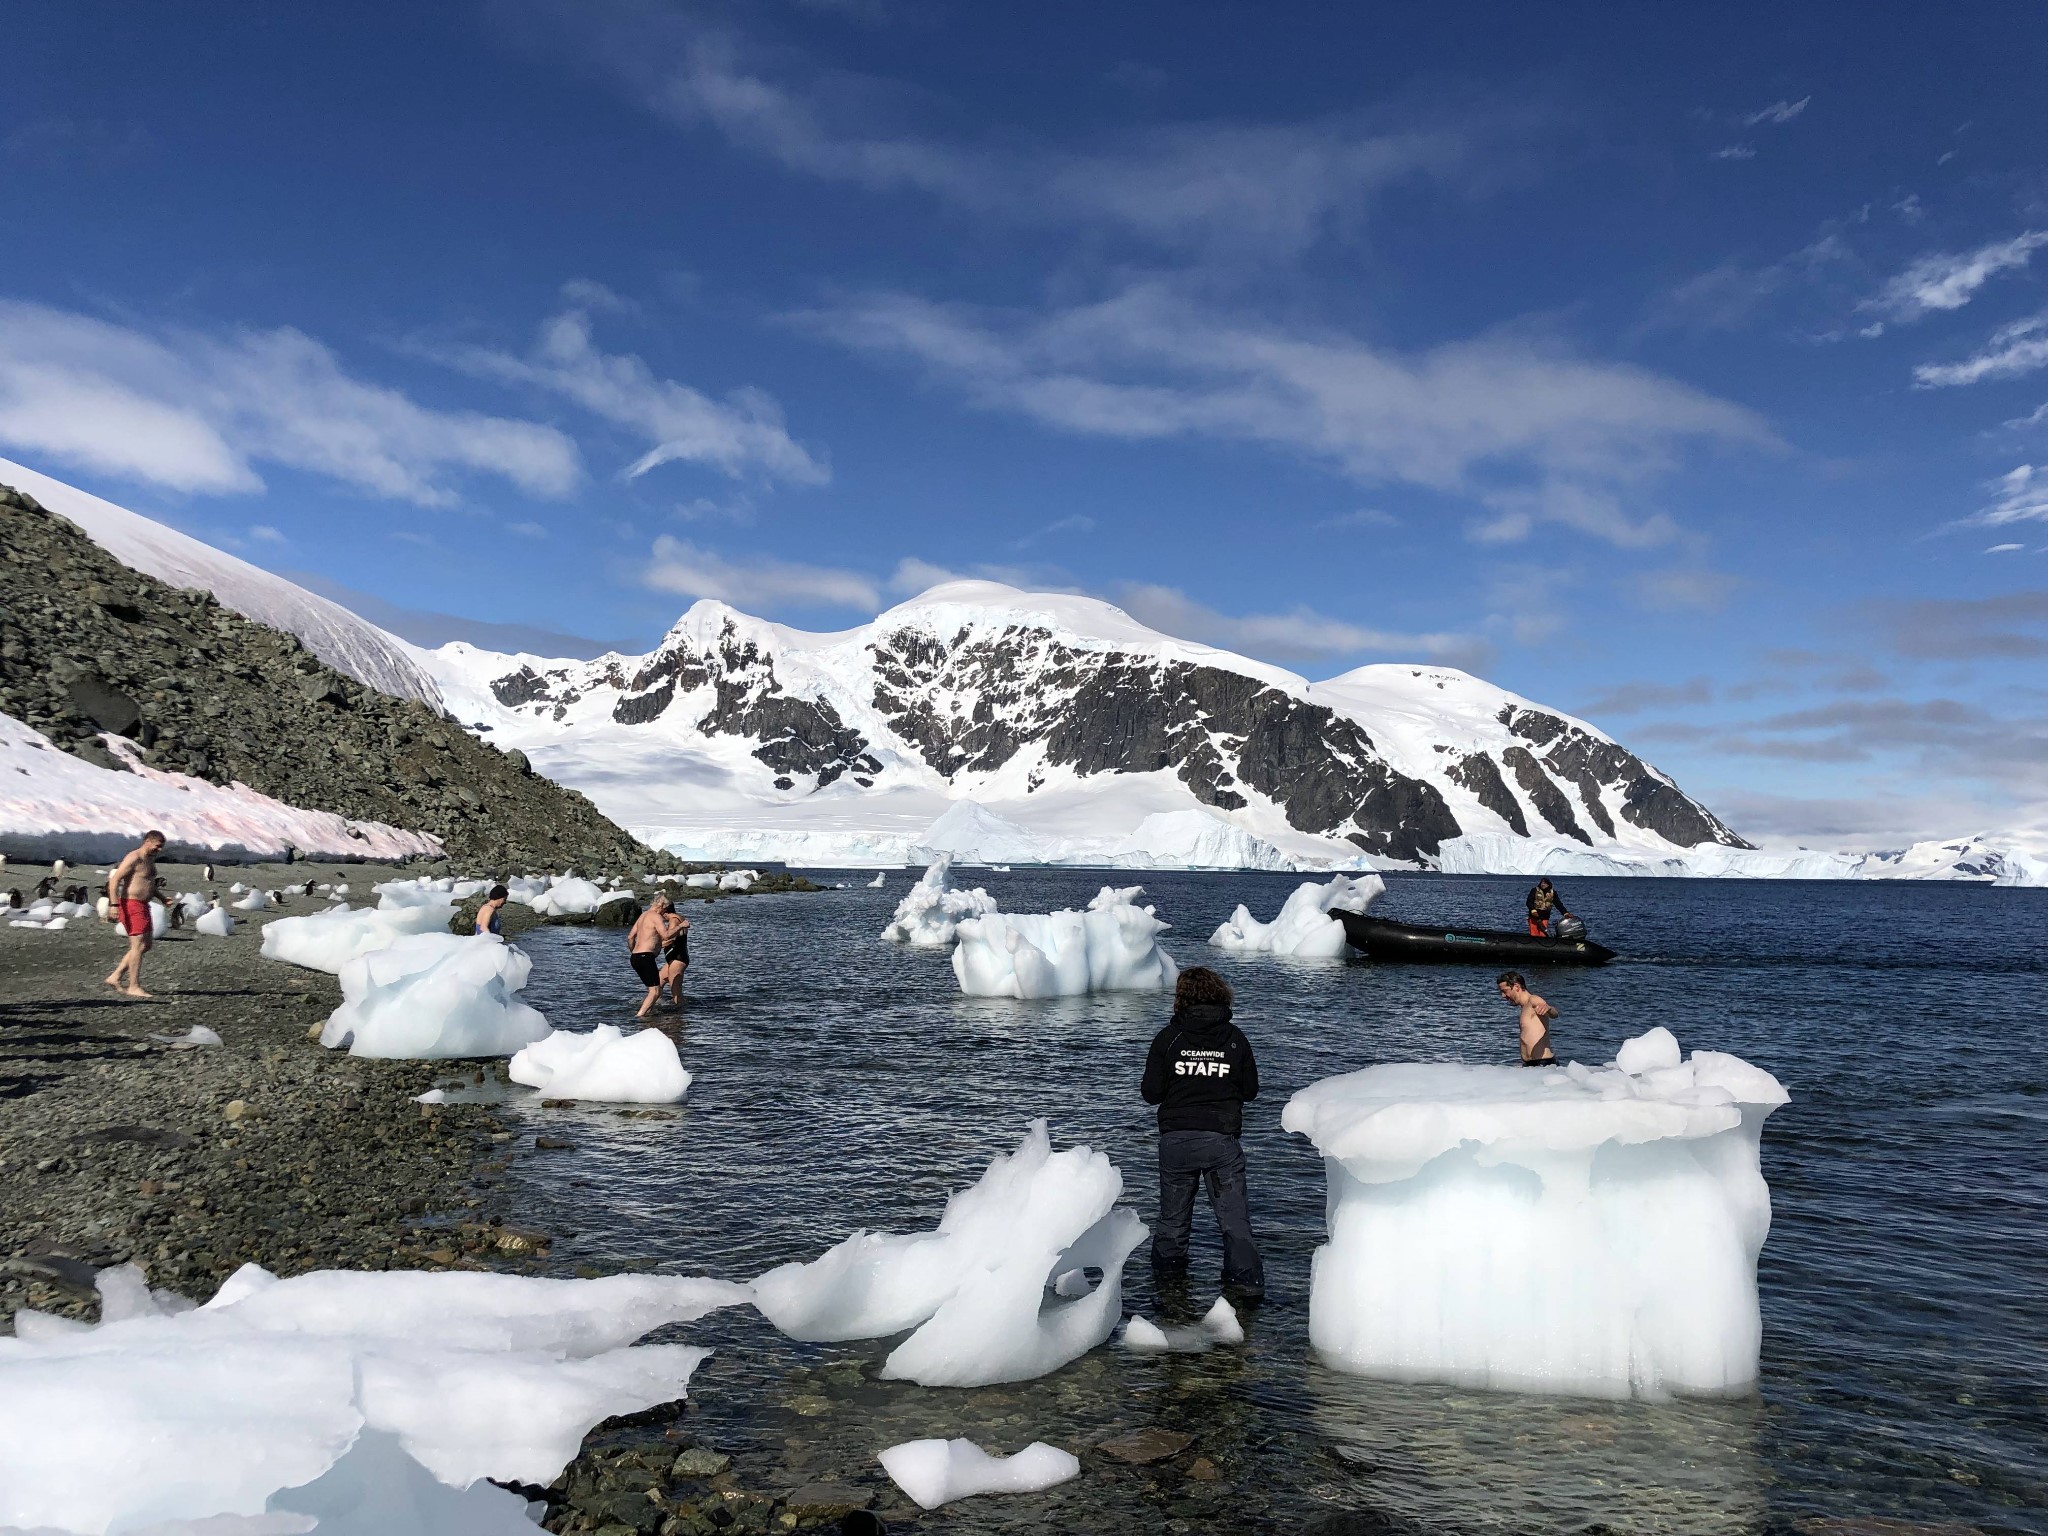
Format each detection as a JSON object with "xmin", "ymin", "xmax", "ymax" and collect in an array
[{"xmin": 0, "ymin": 859, "xmax": 894, "ymax": 1536}]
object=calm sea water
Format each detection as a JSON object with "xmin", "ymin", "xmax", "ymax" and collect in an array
[{"xmin": 497, "ymin": 872, "xmax": 2048, "ymax": 1535}]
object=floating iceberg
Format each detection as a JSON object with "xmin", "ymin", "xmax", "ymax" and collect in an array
[
  {"xmin": 881, "ymin": 856, "xmax": 997, "ymax": 947},
  {"xmin": 751, "ymin": 1120, "xmax": 1145, "ymax": 1388},
  {"xmin": 951, "ymin": 886, "xmax": 1177, "ymax": 999},
  {"xmin": 1121, "ymin": 1297, "xmax": 1244, "ymax": 1354},
  {"xmin": 867, "ymin": 871, "xmax": 887, "ymax": 888},
  {"xmin": 508, "ymin": 1025, "xmax": 691, "ymax": 1104},
  {"xmin": 320, "ymin": 934, "xmax": 551, "ymax": 1059},
  {"xmin": 1209, "ymin": 874, "xmax": 1384, "ymax": 958},
  {"xmin": 261, "ymin": 899, "xmax": 457, "ymax": 974},
  {"xmin": 1282, "ymin": 1029, "xmax": 1789, "ymax": 1399},
  {"xmin": 878, "ymin": 1438, "xmax": 1080, "ymax": 1509},
  {"xmin": 0, "ymin": 1261, "xmax": 750, "ymax": 1536}
]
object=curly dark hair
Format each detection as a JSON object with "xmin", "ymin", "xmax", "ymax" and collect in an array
[{"xmin": 1174, "ymin": 966, "xmax": 1234, "ymax": 1011}]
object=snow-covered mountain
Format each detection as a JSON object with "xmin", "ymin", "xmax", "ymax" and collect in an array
[
  {"xmin": 0, "ymin": 456, "xmax": 443, "ymax": 706},
  {"xmin": 417, "ymin": 583, "xmax": 1755, "ymax": 872}
]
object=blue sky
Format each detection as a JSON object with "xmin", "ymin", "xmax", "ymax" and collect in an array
[{"xmin": 4, "ymin": 0, "xmax": 2046, "ymax": 849}]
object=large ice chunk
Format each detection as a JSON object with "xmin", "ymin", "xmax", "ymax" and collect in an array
[
  {"xmin": 261, "ymin": 899, "xmax": 455, "ymax": 973},
  {"xmin": 881, "ymin": 855, "xmax": 997, "ymax": 947},
  {"xmin": 0, "ymin": 1262, "xmax": 749, "ymax": 1536},
  {"xmin": 509, "ymin": 1025, "xmax": 691, "ymax": 1104},
  {"xmin": 1209, "ymin": 874, "xmax": 1383, "ymax": 958},
  {"xmin": 752, "ymin": 1120, "xmax": 1146, "ymax": 1387},
  {"xmin": 1282, "ymin": 1030, "xmax": 1790, "ymax": 1399},
  {"xmin": 517, "ymin": 875, "xmax": 606, "ymax": 917},
  {"xmin": 878, "ymin": 1438, "xmax": 1080, "ymax": 1509},
  {"xmin": 951, "ymin": 886, "xmax": 1178, "ymax": 999},
  {"xmin": 319, "ymin": 934, "xmax": 551, "ymax": 1059}
]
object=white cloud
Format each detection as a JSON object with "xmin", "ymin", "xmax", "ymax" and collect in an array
[
  {"xmin": 1712, "ymin": 144, "xmax": 1757, "ymax": 162},
  {"xmin": 1114, "ymin": 581, "xmax": 1483, "ymax": 666},
  {"xmin": 646, "ymin": 534, "xmax": 879, "ymax": 610},
  {"xmin": 1914, "ymin": 310, "xmax": 2048, "ymax": 387},
  {"xmin": 506, "ymin": 520, "xmax": 548, "ymax": 538},
  {"xmin": 247, "ymin": 524, "xmax": 287, "ymax": 545},
  {"xmin": 1741, "ymin": 97, "xmax": 1810, "ymax": 127},
  {"xmin": 1320, "ymin": 507, "xmax": 1399, "ymax": 529},
  {"xmin": 1986, "ymin": 542, "xmax": 2024, "ymax": 553},
  {"xmin": 799, "ymin": 284, "xmax": 1769, "ymax": 546},
  {"xmin": 1966, "ymin": 464, "xmax": 2048, "ymax": 529},
  {"xmin": 1866, "ymin": 230, "xmax": 2048, "ymax": 323},
  {"xmin": 0, "ymin": 299, "xmax": 580, "ymax": 504},
  {"xmin": 595, "ymin": 21, "xmax": 1473, "ymax": 259},
  {"xmin": 437, "ymin": 301, "xmax": 826, "ymax": 486}
]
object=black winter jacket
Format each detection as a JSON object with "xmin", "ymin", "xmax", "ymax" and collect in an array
[{"xmin": 1141, "ymin": 1003, "xmax": 1259, "ymax": 1136}]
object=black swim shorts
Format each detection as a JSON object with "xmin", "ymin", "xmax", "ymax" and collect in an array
[{"xmin": 630, "ymin": 951, "xmax": 661, "ymax": 987}]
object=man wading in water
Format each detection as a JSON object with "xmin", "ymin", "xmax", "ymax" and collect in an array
[
  {"xmin": 627, "ymin": 894, "xmax": 676, "ymax": 1019},
  {"xmin": 103, "ymin": 829, "xmax": 165, "ymax": 998},
  {"xmin": 1497, "ymin": 970, "xmax": 1560, "ymax": 1065}
]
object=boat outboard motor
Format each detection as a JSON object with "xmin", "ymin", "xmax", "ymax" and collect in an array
[{"xmin": 1553, "ymin": 914, "xmax": 1588, "ymax": 941}]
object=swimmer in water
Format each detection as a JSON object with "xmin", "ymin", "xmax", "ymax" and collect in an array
[{"xmin": 1496, "ymin": 970, "xmax": 1559, "ymax": 1065}]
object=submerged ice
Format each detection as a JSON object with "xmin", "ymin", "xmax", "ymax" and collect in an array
[
  {"xmin": 751, "ymin": 1120, "xmax": 1145, "ymax": 1387},
  {"xmin": 1208, "ymin": 874, "xmax": 1383, "ymax": 958},
  {"xmin": 951, "ymin": 886, "xmax": 1178, "ymax": 999},
  {"xmin": 0, "ymin": 1262, "xmax": 749, "ymax": 1536},
  {"xmin": 1282, "ymin": 1029, "xmax": 1789, "ymax": 1399}
]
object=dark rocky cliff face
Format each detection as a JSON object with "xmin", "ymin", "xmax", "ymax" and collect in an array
[{"xmin": 0, "ymin": 485, "xmax": 658, "ymax": 870}]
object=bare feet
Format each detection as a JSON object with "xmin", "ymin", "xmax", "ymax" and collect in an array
[
  {"xmin": 122, "ymin": 986, "xmax": 152, "ymax": 999},
  {"xmin": 104, "ymin": 973, "xmax": 124, "ymax": 989}
]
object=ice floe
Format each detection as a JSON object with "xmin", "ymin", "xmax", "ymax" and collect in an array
[
  {"xmin": 1120, "ymin": 1297, "xmax": 1245, "ymax": 1354},
  {"xmin": 951, "ymin": 886, "xmax": 1177, "ymax": 999},
  {"xmin": 509, "ymin": 1025, "xmax": 691, "ymax": 1104},
  {"xmin": 881, "ymin": 855, "xmax": 997, "ymax": 947},
  {"xmin": 1208, "ymin": 874, "xmax": 1383, "ymax": 958},
  {"xmin": 319, "ymin": 934, "xmax": 550, "ymax": 1059},
  {"xmin": 1282, "ymin": 1029, "xmax": 1790, "ymax": 1398},
  {"xmin": 0, "ymin": 1262, "xmax": 748, "ymax": 1536},
  {"xmin": 751, "ymin": 1120, "xmax": 1145, "ymax": 1387},
  {"xmin": 878, "ymin": 1438, "xmax": 1080, "ymax": 1509}
]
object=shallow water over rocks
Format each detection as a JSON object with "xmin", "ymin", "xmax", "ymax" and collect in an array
[{"xmin": 499, "ymin": 871, "xmax": 2048, "ymax": 1534}]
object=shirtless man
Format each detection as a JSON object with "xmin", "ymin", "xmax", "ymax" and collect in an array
[
  {"xmin": 626, "ymin": 894, "xmax": 676, "ymax": 1019},
  {"xmin": 104, "ymin": 830, "xmax": 166, "ymax": 998},
  {"xmin": 1496, "ymin": 970, "xmax": 1559, "ymax": 1065}
]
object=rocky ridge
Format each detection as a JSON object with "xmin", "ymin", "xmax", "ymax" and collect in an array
[
  {"xmin": 0, "ymin": 484, "xmax": 655, "ymax": 870},
  {"xmin": 466, "ymin": 587, "xmax": 1750, "ymax": 867}
]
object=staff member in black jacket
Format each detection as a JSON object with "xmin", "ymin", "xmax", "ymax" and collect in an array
[{"xmin": 1141, "ymin": 966, "xmax": 1264, "ymax": 1303}]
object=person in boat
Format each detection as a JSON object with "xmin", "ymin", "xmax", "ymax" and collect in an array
[
  {"xmin": 1496, "ymin": 970, "xmax": 1559, "ymax": 1065},
  {"xmin": 1525, "ymin": 878, "xmax": 1573, "ymax": 938},
  {"xmin": 1141, "ymin": 966, "xmax": 1265, "ymax": 1306},
  {"xmin": 474, "ymin": 884, "xmax": 508, "ymax": 938}
]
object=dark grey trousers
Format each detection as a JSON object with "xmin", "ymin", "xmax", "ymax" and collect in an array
[{"xmin": 1152, "ymin": 1129, "xmax": 1264, "ymax": 1290}]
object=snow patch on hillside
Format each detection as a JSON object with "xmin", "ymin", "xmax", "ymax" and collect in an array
[{"xmin": 2, "ymin": 455, "xmax": 443, "ymax": 705}]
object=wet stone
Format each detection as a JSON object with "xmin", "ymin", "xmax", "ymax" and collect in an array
[{"xmin": 1097, "ymin": 1428, "xmax": 1195, "ymax": 1466}]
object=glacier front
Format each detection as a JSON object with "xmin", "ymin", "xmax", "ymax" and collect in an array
[{"xmin": 1282, "ymin": 1029, "xmax": 1789, "ymax": 1399}]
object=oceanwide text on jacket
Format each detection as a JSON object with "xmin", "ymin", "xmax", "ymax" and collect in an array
[{"xmin": 1141, "ymin": 1003, "xmax": 1259, "ymax": 1136}]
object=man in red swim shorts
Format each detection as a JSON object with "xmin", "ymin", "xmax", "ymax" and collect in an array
[{"xmin": 104, "ymin": 829, "xmax": 166, "ymax": 998}]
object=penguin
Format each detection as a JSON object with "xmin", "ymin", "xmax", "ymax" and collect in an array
[
  {"xmin": 52, "ymin": 858, "xmax": 68, "ymax": 881},
  {"xmin": 301, "ymin": 879, "xmax": 316, "ymax": 898},
  {"xmin": 203, "ymin": 863, "xmax": 215, "ymax": 882},
  {"xmin": 5, "ymin": 888, "xmax": 21, "ymax": 910},
  {"xmin": 35, "ymin": 876, "xmax": 57, "ymax": 900}
]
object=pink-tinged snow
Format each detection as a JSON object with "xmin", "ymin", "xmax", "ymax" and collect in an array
[
  {"xmin": 1, "ymin": 455, "xmax": 443, "ymax": 706},
  {"xmin": 0, "ymin": 713, "xmax": 441, "ymax": 865}
]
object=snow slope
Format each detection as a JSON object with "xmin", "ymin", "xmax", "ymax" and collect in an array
[
  {"xmin": 414, "ymin": 582, "xmax": 1753, "ymax": 874},
  {"xmin": 0, "ymin": 712, "xmax": 441, "ymax": 863},
  {"xmin": 1, "ymin": 455, "xmax": 443, "ymax": 705}
]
